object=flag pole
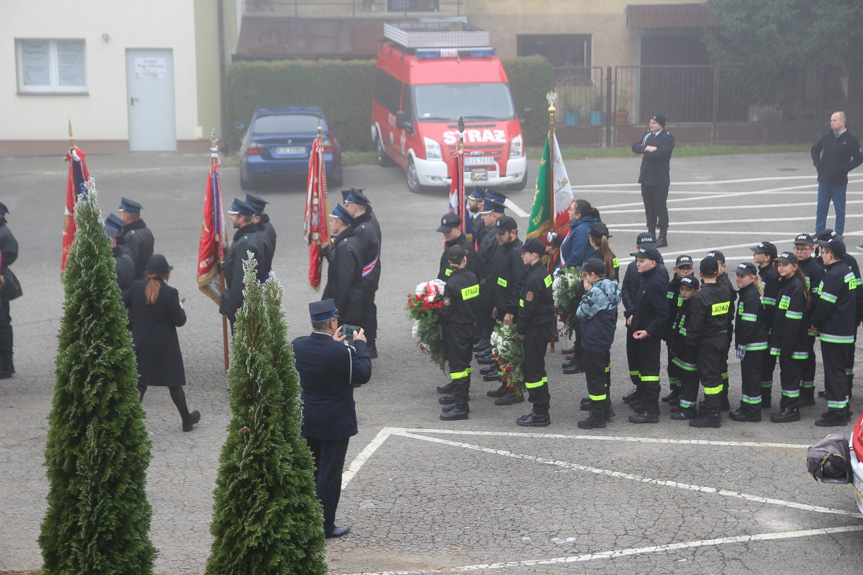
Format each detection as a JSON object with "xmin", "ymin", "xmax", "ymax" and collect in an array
[
  {"xmin": 546, "ymin": 93, "xmax": 557, "ymax": 352},
  {"xmin": 211, "ymin": 130, "xmax": 229, "ymax": 371},
  {"xmin": 457, "ymin": 115, "xmax": 465, "ymax": 234}
]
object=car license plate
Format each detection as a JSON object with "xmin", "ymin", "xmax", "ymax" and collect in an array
[
  {"xmin": 275, "ymin": 146, "xmax": 306, "ymax": 155},
  {"xmin": 464, "ymin": 156, "xmax": 493, "ymax": 166},
  {"xmin": 470, "ymin": 170, "xmax": 488, "ymax": 181}
]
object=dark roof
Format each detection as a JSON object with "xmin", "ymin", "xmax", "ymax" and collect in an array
[{"xmin": 626, "ymin": 3, "xmax": 713, "ymax": 29}]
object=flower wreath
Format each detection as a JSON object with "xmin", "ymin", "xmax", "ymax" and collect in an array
[
  {"xmin": 490, "ymin": 321, "xmax": 525, "ymax": 394},
  {"xmin": 552, "ymin": 266, "xmax": 581, "ymax": 339},
  {"xmin": 407, "ymin": 279, "xmax": 447, "ymax": 371}
]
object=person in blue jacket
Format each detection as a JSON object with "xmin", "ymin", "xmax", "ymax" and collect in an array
[
  {"xmin": 559, "ymin": 199, "xmax": 600, "ymax": 270},
  {"xmin": 292, "ymin": 299, "xmax": 372, "ymax": 539}
]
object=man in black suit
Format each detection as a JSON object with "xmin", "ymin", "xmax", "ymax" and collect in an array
[
  {"xmin": 632, "ymin": 113, "xmax": 675, "ymax": 248},
  {"xmin": 292, "ymin": 299, "xmax": 372, "ymax": 539},
  {"xmin": 117, "ymin": 197, "xmax": 155, "ymax": 280}
]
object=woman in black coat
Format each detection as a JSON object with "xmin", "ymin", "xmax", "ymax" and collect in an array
[{"xmin": 123, "ymin": 254, "xmax": 200, "ymax": 432}]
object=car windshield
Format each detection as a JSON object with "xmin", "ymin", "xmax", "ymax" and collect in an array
[
  {"xmin": 413, "ymin": 83, "xmax": 516, "ymax": 122},
  {"xmin": 252, "ymin": 113, "xmax": 327, "ymax": 134}
]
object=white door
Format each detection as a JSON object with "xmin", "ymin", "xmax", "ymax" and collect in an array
[{"xmin": 126, "ymin": 49, "xmax": 176, "ymax": 151}]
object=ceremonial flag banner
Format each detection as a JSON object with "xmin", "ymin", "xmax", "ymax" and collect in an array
[
  {"xmin": 526, "ymin": 131, "xmax": 573, "ymax": 246},
  {"xmin": 448, "ymin": 147, "xmax": 465, "ymax": 233},
  {"xmin": 304, "ymin": 136, "xmax": 329, "ymax": 290},
  {"xmin": 197, "ymin": 153, "xmax": 227, "ymax": 304},
  {"xmin": 62, "ymin": 146, "xmax": 90, "ymax": 271}
]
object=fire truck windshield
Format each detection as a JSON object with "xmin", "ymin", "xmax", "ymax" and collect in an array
[{"xmin": 413, "ymin": 83, "xmax": 516, "ymax": 122}]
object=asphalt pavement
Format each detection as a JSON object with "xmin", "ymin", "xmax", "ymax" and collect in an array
[{"xmin": 1, "ymin": 150, "xmax": 862, "ymax": 574}]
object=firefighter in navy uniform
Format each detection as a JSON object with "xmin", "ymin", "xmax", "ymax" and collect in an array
[
  {"xmin": 220, "ymin": 198, "xmax": 266, "ymax": 328},
  {"xmin": 322, "ymin": 204, "xmax": 365, "ymax": 329},
  {"xmin": 810, "ymin": 238, "xmax": 856, "ymax": 426},
  {"xmin": 793, "ymin": 233, "xmax": 824, "ymax": 406},
  {"xmin": 487, "ymin": 216, "xmax": 528, "ymax": 405},
  {"xmin": 685, "ymin": 256, "xmax": 733, "ymax": 428},
  {"xmin": 117, "ymin": 197, "xmax": 155, "ymax": 281},
  {"xmin": 474, "ymin": 190, "xmax": 508, "ymax": 361},
  {"xmin": 667, "ymin": 275, "xmax": 700, "ymax": 420},
  {"xmin": 626, "ymin": 247, "xmax": 669, "ymax": 423},
  {"xmin": 104, "ymin": 224, "xmax": 135, "ymax": 292},
  {"xmin": 245, "ymin": 193, "xmax": 277, "ymax": 256},
  {"xmin": 342, "ymin": 188, "xmax": 382, "ymax": 358},
  {"xmin": 752, "ymin": 241, "xmax": 780, "ymax": 408},
  {"xmin": 245, "ymin": 194, "xmax": 274, "ymax": 281},
  {"xmin": 730, "ymin": 262, "xmax": 769, "ymax": 422},
  {"xmin": 438, "ymin": 245, "xmax": 481, "ymax": 421},
  {"xmin": 436, "ymin": 213, "xmax": 477, "ymax": 281},
  {"xmin": 515, "ymin": 238, "xmax": 555, "ymax": 427}
]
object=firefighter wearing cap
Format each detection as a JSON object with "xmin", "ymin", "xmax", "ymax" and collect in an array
[
  {"xmin": 322, "ymin": 205, "xmax": 365, "ymax": 328},
  {"xmin": 704, "ymin": 250, "xmax": 735, "ymax": 411},
  {"xmin": 342, "ymin": 188, "xmax": 382, "ymax": 357},
  {"xmin": 487, "ymin": 216, "xmax": 528, "ymax": 405},
  {"xmin": 245, "ymin": 193, "xmax": 277, "ymax": 255},
  {"xmin": 685, "ymin": 256, "xmax": 733, "ymax": 427},
  {"xmin": 752, "ymin": 241, "xmax": 781, "ymax": 407},
  {"xmin": 220, "ymin": 198, "xmax": 266, "ymax": 326},
  {"xmin": 474, "ymin": 197, "xmax": 506, "ymax": 362},
  {"xmin": 632, "ymin": 113, "xmax": 675, "ymax": 247},
  {"xmin": 118, "ymin": 197, "xmax": 155, "ymax": 280},
  {"xmin": 576, "ymin": 257, "xmax": 622, "ymax": 428},
  {"xmin": 0, "ymin": 201, "xmax": 19, "ymax": 377},
  {"xmin": 244, "ymin": 194, "xmax": 274, "ymax": 281},
  {"xmin": 465, "ymin": 187, "xmax": 486, "ymax": 243},
  {"xmin": 436, "ymin": 213, "xmax": 477, "ymax": 281},
  {"xmin": 104, "ymin": 224, "xmax": 135, "ymax": 292},
  {"xmin": 662, "ymin": 254, "xmax": 695, "ymax": 406},
  {"xmin": 626, "ymin": 247, "xmax": 669, "ymax": 423},
  {"xmin": 730, "ymin": 262, "xmax": 768, "ymax": 422},
  {"xmin": 811, "ymin": 238, "xmax": 856, "ymax": 426},
  {"xmin": 769, "ymin": 251, "xmax": 810, "ymax": 423},
  {"xmin": 438, "ymin": 245, "xmax": 480, "ymax": 421},
  {"xmin": 793, "ymin": 233, "xmax": 824, "ymax": 406},
  {"xmin": 515, "ymin": 238, "xmax": 555, "ymax": 427},
  {"xmin": 667, "ymin": 275, "xmax": 699, "ymax": 420},
  {"xmin": 621, "ymin": 233, "xmax": 668, "ymax": 401}
]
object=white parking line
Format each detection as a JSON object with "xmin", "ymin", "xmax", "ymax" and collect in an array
[
  {"xmin": 342, "ymin": 427, "xmax": 392, "ymax": 490},
  {"xmin": 571, "ymin": 174, "xmax": 863, "ymax": 189},
  {"xmin": 339, "ymin": 525, "xmax": 863, "ymax": 574}
]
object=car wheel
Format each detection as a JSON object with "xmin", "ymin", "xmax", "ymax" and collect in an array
[
  {"xmin": 507, "ymin": 167, "xmax": 529, "ymax": 191},
  {"xmin": 376, "ymin": 135, "xmax": 393, "ymax": 167},
  {"xmin": 406, "ymin": 158, "xmax": 423, "ymax": 194}
]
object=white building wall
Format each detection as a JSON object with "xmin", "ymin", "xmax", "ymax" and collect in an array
[{"xmin": 1, "ymin": 0, "xmax": 199, "ymax": 143}]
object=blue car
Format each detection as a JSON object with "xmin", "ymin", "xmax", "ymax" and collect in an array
[{"xmin": 239, "ymin": 106, "xmax": 343, "ymax": 189}]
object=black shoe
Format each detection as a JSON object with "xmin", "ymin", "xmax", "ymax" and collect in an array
[
  {"xmin": 729, "ymin": 408, "xmax": 761, "ymax": 422},
  {"xmin": 476, "ymin": 355, "xmax": 496, "ymax": 365},
  {"xmin": 483, "ymin": 372, "xmax": 501, "ymax": 382},
  {"xmin": 628, "ymin": 411, "xmax": 659, "ymax": 424},
  {"xmin": 441, "ymin": 402, "xmax": 470, "ymax": 413},
  {"xmin": 440, "ymin": 407, "xmax": 469, "ymax": 420},
  {"xmin": 367, "ymin": 345, "xmax": 378, "ymax": 359},
  {"xmin": 325, "ymin": 525, "xmax": 351, "ymax": 539},
  {"xmin": 655, "ymin": 236, "xmax": 668, "ymax": 248},
  {"xmin": 690, "ymin": 411, "xmax": 721, "ymax": 428},
  {"xmin": 577, "ymin": 411, "xmax": 607, "ymax": 429},
  {"xmin": 661, "ymin": 389, "xmax": 680, "ymax": 403},
  {"xmin": 563, "ymin": 363, "xmax": 584, "ymax": 375},
  {"xmin": 495, "ymin": 391, "xmax": 524, "ymax": 406},
  {"xmin": 437, "ymin": 381, "xmax": 457, "ymax": 394},
  {"xmin": 622, "ymin": 388, "xmax": 640, "ymax": 404},
  {"xmin": 671, "ymin": 409, "xmax": 697, "ymax": 420},
  {"xmin": 438, "ymin": 393, "xmax": 456, "ymax": 405},
  {"xmin": 580, "ymin": 397, "xmax": 591, "ymax": 411},
  {"xmin": 516, "ymin": 412, "xmax": 550, "ymax": 427},
  {"xmin": 814, "ymin": 411, "xmax": 850, "ymax": 427},
  {"xmin": 770, "ymin": 408, "xmax": 800, "ymax": 423},
  {"xmin": 182, "ymin": 410, "xmax": 201, "ymax": 432},
  {"xmin": 473, "ymin": 340, "xmax": 490, "ymax": 353},
  {"xmin": 480, "ymin": 365, "xmax": 497, "ymax": 375},
  {"xmin": 817, "ymin": 388, "xmax": 827, "ymax": 398},
  {"xmin": 487, "ymin": 384, "xmax": 508, "ymax": 397}
]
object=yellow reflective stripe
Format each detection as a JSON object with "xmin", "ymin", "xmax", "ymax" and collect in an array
[
  {"xmin": 589, "ymin": 393, "xmax": 607, "ymax": 401},
  {"xmin": 445, "ymin": 268, "xmax": 453, "ymax": 277},
  {"xmin": 711, "ymin": 301, "xmax": 730, "ymax": 315},
  {"xmin": 461, "ymin": 284, "xmax": 479, "ymax": 300},
  {"xmin": 544, "ymin": 274, "xmax": 552, "ymax": 288},
  {"xmin": 640, "ymin": 375, "xmax": 660, "ymax": 382},
  {"xmin": 497, "ymin": 277, "xmax": 507, "ymax": 288},
  {"xmin": 703, "ymin": 384, "xmax": 723, "ymax": 395},
  {"xmin": 519, "ymin": 299, "xmax": 524, "ymax": 307},
  {"xmin": 449, "ymin": 367, "xmax": 471, "ymax": 378},
  {"xmin": 525, "ymin": 379, "xmax": 545, "ymax": 389},
  {"xmin": 612, "ymin": 257, "xmax": 619, "ymax": 267}
]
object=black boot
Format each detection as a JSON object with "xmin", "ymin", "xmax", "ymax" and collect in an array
[
  {"xmin": 770, "ymin": 408, "xmax": 800, "ymax": 423},
  {"xmin": 729, "ymin": 407, "xmax": 761, "ymax": 422},
  {"xmin": 622, "ymin": 387, "xmax": 640, "ymax": 403},
  {"xmin": 516, "ymin": 411, "xmax": 550, "ymax": 427},
  {"xmin": 441, "ymin": 402, "xmax": 470, "ymax": 414},
  {"xmin": 814, "ymin": 410, "xmax": 850, "ymax": 427},
  {"xmin": 439, "ymin": 393, "xmax": 456, "ymax": 405},
  {"xmin": 578, "ymin": 407, "xmax": 607, "ymax": 429},
  {"xmin": 440, "ymin": 405, "xmax": 469, "ymax": 420},
  {"xmin": 580, "ymin": 397, "xmax": 591, "ymax": 411},
  {"xmin": 690, "ymin": 410, "xmax": 721, "ymax": 428},
  {"xmin": 495, "ymin": 390, "xmax": 524, "ymax": 406},
  {"xmin": 487, "ymin": 383, "xmax": 508, "ymax": 397},
  {"xmin": 655, "ymin": 230, "xmax": 668, "ymax": 248},
  {"xmin": 629, "ymin": 406, "xmax": 659, "ymax": 424},
  {"xmin": 661, "ymin": 388, "xmax": 680, "ymax": 404},
  {"xmin": 437, "ymin": 380, "xmax": 457, "ymax": 394},
  {"xmin": 671, "ymin": 408, "xmax": 697, "ymax": 420},
  {"xmin": 479, "ymin": 365, "xmax": 497, "ymax": 375}
]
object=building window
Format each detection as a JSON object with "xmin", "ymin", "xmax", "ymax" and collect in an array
[
  {"xmin": 517, "ymin": 34, "xmax": 592, "ymax": 83},
  {"xmin": 17, "ymin": 39, "xmax": 87, "ymax": 94}
]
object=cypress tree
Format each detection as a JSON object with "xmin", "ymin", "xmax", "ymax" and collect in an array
[
  {"xmin": 207, "ymin": 262, "xmax": 327, "ymax": 574},
  {"xmin": 39, "ymin": 186, "xmax": 154, "ymax": 574}
]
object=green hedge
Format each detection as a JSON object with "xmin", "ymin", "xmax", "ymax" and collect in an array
[{"xmin": 224, "ymin": 56, "xmax": 554, "ymax": 153}]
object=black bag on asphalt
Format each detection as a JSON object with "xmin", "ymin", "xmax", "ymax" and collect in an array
[{"xmin": 806, "ymin": 434, "xmax": 852, "ymax": 483}]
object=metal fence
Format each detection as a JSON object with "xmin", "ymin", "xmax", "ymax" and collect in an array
[{"xmin": 554, "ymin": 64, "xmax": 822, "ymax": 147}]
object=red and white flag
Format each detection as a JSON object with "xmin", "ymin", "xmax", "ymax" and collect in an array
[
  {"xmin": 197, "ymin": 151, "xmax": 227, "ymax": 304},
  {"xmin": 448, "ymin": 146, "xmax": 465, "ymax": 234},
  {"xmin": 62, "ymin": 146, "xmax": 89, "ymax": 271},
  {"xmin": 304, "ymin": 137, "xmax": 329, "ymax": 290}
]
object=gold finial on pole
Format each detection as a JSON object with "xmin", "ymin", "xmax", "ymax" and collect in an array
[
  {"xmin": 210, "ymin": 128, "xmax": 219, "ymax": 159},
  {"xmin": 457, "ymin": 114, "xmax": 465, "ymax": 155},
  {"xmin": 546, "ymin": 92, "xmax": 557, "ymax": 130},
  {"xmin": 68, "ymin": 119, "xmax": 74, "ymax": 149}
]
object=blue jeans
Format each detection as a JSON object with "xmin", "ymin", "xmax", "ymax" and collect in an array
[{"xmin": 815, "ymin": 182, "xmax": 847, "ymax": 235}]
